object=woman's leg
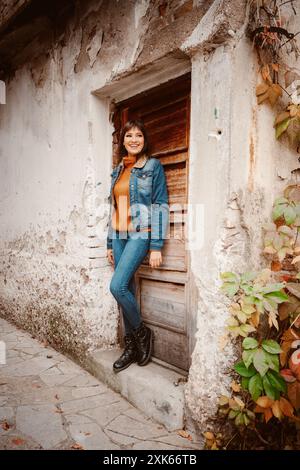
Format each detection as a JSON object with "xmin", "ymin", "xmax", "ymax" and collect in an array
[
  {"xmin": 111, "ymin": 232, "xmax": 132, "ymax": 335},
  {"xmin": 110, "ymin": 235, "xmax": 150, "ymax": 330}
]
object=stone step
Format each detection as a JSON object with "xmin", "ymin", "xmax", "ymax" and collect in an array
[{"xmin": 85, "ymin": 349, "xmax": 185, "ymax": 431}]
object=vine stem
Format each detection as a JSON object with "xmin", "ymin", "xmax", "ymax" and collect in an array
[
  {"xmin": 253, "ymin": 426, "xmax": 273, "ymax": 446},
  {"xmin": 277, "ymin": 82, "xmax": 293, "ymax": 98},
  {"xmin": 224, "ymin": 432, "xmax": 239, "ymax": 449}
]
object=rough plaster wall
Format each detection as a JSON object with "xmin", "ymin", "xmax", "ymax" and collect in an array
[
  {"xmin": 184, "ymin": 3, "xmax": 300, "ymax": 431},
  {"xmin": 0, "ymin": 0, "xmax": 212, "ymax": 363},
  {"xmin": 0, "ymin": 0, "xmax": 151, "ymax": 360}
]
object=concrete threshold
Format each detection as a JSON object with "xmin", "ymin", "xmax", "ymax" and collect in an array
[{"xmin": 85, "ymin": 349, "xmax": 185, "ymax": 431}]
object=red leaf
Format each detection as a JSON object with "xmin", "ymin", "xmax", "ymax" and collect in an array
[
  {"xmin": 280, "ymin": 369, "xmax": 297, "ymax": 383},
  {"xmin": 288, "ymin": 381, "xmax": 300, "ymax": 409},
  {"xmin": 12, "ymin": 438, "xmax": 25, "ymax": 446},
  {"xmin": 1, "ymin": 420, "xmax": 10, "ymax": 431}
]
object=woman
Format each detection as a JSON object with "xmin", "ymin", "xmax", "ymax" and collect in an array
[{"xmin": 106, "ymin": 119, "xmax": 169, "ymax": 373}]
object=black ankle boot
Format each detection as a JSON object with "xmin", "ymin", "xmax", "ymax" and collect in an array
[
  {"xmin": 113, "ymin": 333, "xmax": 137, "ymax": 373},
  {"xmin": 133, "ymin": 322, "xmax": 153, "ymax": 366}
]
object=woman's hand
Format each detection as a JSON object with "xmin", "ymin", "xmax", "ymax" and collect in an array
[
  {"xmin": 149, "ymin": 250, "xmax": 162, "ymax": 268},
  {"xmin": 107, "ymin": 249, "xmax": 114, "ymax": 266}
]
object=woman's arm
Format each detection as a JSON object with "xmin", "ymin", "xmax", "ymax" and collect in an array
[{"xmin": 150, "ymin": 160, "xmax": 169, "ymax": 252}]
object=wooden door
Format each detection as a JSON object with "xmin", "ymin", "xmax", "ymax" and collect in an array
[{"xmin": 112, "ymin": 74, "xmax": 191, "ymax": 372}]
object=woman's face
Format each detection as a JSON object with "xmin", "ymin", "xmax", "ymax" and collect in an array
[{"xmin": 123, "ymin": 127, "xmax": 145, "ymax": 156}]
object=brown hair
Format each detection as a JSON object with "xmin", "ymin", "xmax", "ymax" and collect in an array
[{"xmin": 117, "ymin": 119, "xmax": 149, "ymax": 164}]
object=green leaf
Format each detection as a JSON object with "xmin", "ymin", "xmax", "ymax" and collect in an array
[
  {"xmin": 237, "ymin": 311, "xmax": 248, "ymax": 323},
  {"xmin": 240, "ymin": 324, "xmax": 256, "ymax": 335},
  {"xmin": 234, "ymin": 362, "xmax": 256, "ymax": 378},
  {"xmin": 241, "ymin": 377, "xmax": 250, "ymax": 391},
  {"xmin": 263, "ymin": 374, "xmax": 279, "ymax": 400},
  {"xmin": 249, "ymin": 373, "xmax": 263, "ymax": 401},
  {"xmin": 272, "ymin": 204, "xmax": 285, "ymax": 221},
  {"xmin": 284, "ymin": 205, "xmax": 296, "ymax": 225},
  {"xmin": 228, "ymin": 409, "xmax": 239, "ymax": 419},
  {"xmin": 274, "ymin": 197, "xmax": 289, "ymax": 205},
  {"xmin": 234, "ymin": 412, "xmax": 245, "ymax": 427},
  {"xmin": 267, "ymin": 370, "xmax": 287, "ymax": 393},
  {"xmin": 221, "ymin": 282, "xmax": 239, "ymax": 298},
  {"xmin": 253, "ymin": 349, "xmax": 269, "ymax": 377},
  {"xmin": 221, "ymin": 272, "xmax": 239, "ymax": 282},
  {"xmin": 275, "ymin": 117, "xmax": 291, "ymax": 139},
  {"xmin": 264, "ymin": 351, "xmax": 280, "ymax": 372},
  {"xmin": 242, "ymin": 337, "xmax": 259, "ymax": 350},
  {"xmin": 241, "ymin": 272, "xmax": 257, "ymax": 283},
  {"xmin": 264, "ymin": 291, "xmax": 289, "ymax": 303},
  {"xmin": 262, "ymin": 339, "xmax": 282, "ymax": 354},
  {"xmin": 242, "ymin": 349, "xmax": 257, "ymax": 369}
]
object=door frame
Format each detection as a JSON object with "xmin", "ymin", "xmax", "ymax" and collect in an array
[{"xmin": 91, "ymin": 53, "xmax": 198, "ymax": 373}]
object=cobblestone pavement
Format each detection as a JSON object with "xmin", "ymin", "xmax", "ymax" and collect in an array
[{"xmin": 0, "ymin": 317, "xmax": 200, "ymax": 450}]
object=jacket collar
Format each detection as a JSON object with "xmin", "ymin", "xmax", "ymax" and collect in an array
[{"xmin": 119, "ymin": 154, "xmax": 149, "ymax": 170}]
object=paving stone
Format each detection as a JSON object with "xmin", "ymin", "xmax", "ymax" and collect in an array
[
  {"xmin": 82, "ymin": 401, "xmax": 132, "ymax": 427},
  {"xmin": 0, "ymin": 318, "xmax": 200, "ymax": 450},
  {"xmin": 68, "ymin": 422, "xmax": 120, "ymax": 450},
  {"xmin": 64, "ymin": 413, "xmax": 95, "ymax": 425},
  {"xmin": 62, "ymin": 373, "xmax": 102, "ymax": 388},
  {"xmin": 1, "ymin": 356, "xmax": 57, "ymax": 377},
  {"xmin": 61, "ymin": 392, "xmax": 121, "ymax": 414},
  {"xmin": 106, "ymin": 415, "xmax": 167, "ymax": 441},
  {"xmin": 16, "ymin": 404, "xmax": 68, "ymax": 449},
  {"xmin": 17, "ymin": 386, "xmax": 73, "ymax": 406},
  {"xmin": 0, "ymin": 432, "xmax": 42, "ymax": 450},
  {"xmin": 71, "ymin": 384, "xmax": 107, "ymax": 399},
  {"xmin": 104, "ymin": 428, "xmax": 139, "ymax": 446},
  {"xmin": 39, "ymin": 372, "xmax": 77, "ymax": 387},
  {"xmin": 0, "ymin": 406, "xmax": 15, "ymax": 435}
]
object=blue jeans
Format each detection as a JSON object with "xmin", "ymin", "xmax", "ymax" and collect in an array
[{"xmin": 110, "ymin": 230, "xmax": 150, "ymax": 335}]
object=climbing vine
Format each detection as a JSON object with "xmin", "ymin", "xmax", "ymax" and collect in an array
[{"xmin": 248, "ymin": 0, "xmax": 300, "ymax": 148}]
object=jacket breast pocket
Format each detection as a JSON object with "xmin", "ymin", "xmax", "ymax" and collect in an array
[{"xmin": 136, "ymin": 170, "xmax": 153, "ymax": 192}]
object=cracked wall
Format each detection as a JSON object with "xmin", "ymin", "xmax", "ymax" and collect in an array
[
  {"xmin": 0, "ymin": 1, "xmax": 212, "ymax": 364},
  {"xmin": 1, "ymin": 0, "xmax": 299, "ymax": 433}
]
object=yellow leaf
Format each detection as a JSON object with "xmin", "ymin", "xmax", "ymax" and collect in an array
[
  {"xmin": 274, "ymin": 111, "xmax": 291, "ymax": 127},
  {"xmin": 272, "ymin": 63, "xmax": 280, "ymax": 72},
  {"xmin": 218, "ymin": 333, "xmax": 229, "ymax": 351},
  {"xmin": 256, "ymin": 396, "xmax": 274, "ymax": 408},
  {"xmin": 203, "ymin": 431, "xmax": 215, "ymax": 440},
  {"xmin": 256, "ymin": 82, "xmax": 269, "ymax": 96},
  {"xmin": 288, "ymin": 104, "xmax": 299, "ymax": 117},
  {"xmin": 234, "ymin": 396, "xmax": 245, "ymax": 409},
  {"xmin": 230, "ymin": 381, "xmax": 241, "ymax": 392},
  {"xmin": 257, "ymin": 90, "xmax": 270, "ymax": 105},
  {"xmin": 279, "ymin": 397, "xmax": 295, "ymax": 418},
  {"xmin": 268, "ymin": 84, "xmax": 282, "ymax": 106},
  {"xmin": 261, "ymin": 65, "xmax": 271, "ymax": 82},
  {"xmin": 272, "ymin": 400, "xmax": 283, "ymax": 420},
  {"xmin": 218, "ymin": 395, "xmax": 229, "ymax": 406},
  {"xmin": 178, "ymin": 430, "xmax": 192, "ymax": 440}
]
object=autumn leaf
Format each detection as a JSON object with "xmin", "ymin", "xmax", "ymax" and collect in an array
[
  {"xmin": 178, "ymin": 430, "xmax": 192, "ymax": 440},
  {"xmin": 71, "ymin": 443, "xmax": 84, "ymax": 450},
  {"xmin": 288, "ymin": 381, "xmax": 300, "ymax": 409},
  {"xmin": 12, "ymin": 438, "xmax": 25, "ymax": 446},
  {"xmin": 230, "ymin": 381, "xmax": 241, "ymax": 392},
  {"xmin": 1, "ymin": 420, "xmax": 10, "ymax": 431},
  {"xmin": 203, "ymin": 431, "xmax": 214, "ymax": 440}
]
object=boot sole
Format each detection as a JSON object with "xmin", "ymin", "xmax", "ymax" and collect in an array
[
  {"xmin": 138, "ymin": 329, "xmax": 154, "ymax": 366},
  {"xmin": 113, "ymin": 359, "xmax": 137, "ymax": 373}
]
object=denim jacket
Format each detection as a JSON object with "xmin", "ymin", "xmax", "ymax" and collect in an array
[{"xmin": 106, "ymin": 155, "xmax": 169, "ymax": 251}]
